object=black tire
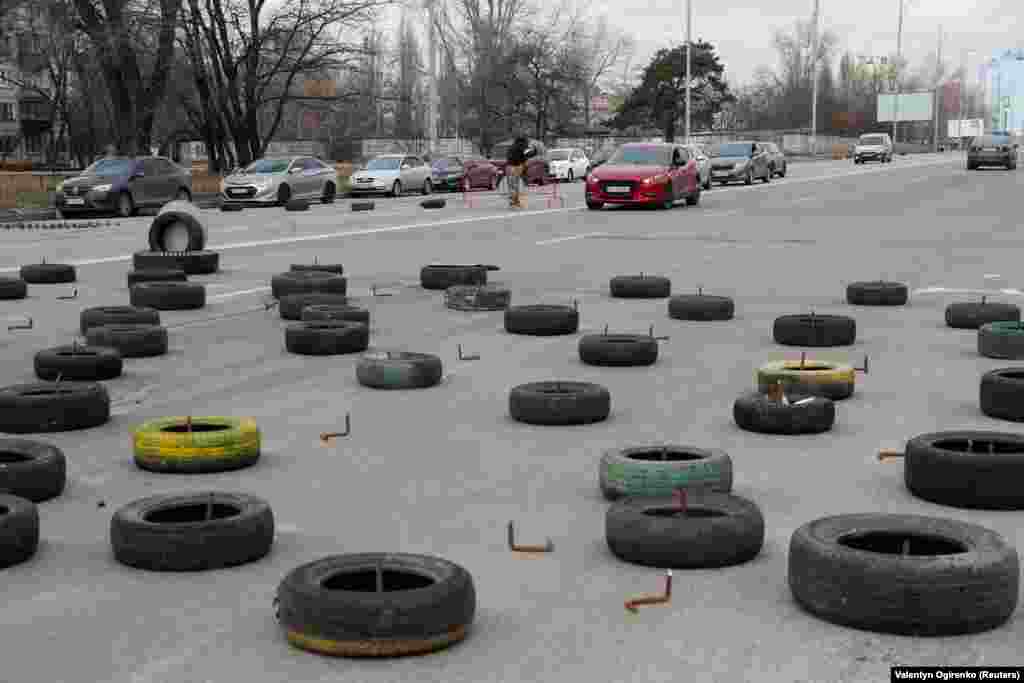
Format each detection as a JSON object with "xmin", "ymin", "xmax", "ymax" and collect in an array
[
  {"xmin": 905, "ymin": 430, "xmax": 1024, "ymax": 509},
  {"xmin": 598, "ymin": 445, "xmax": 733, "ymax": 500},
  {"xmin": 271, "ymin": 271, "xmax": 348, "ymax": 299},
  {"xmin": 0, "ymin": 438, "xmax": 66, "ymax": 502},
  {"xmin": 772, "ymin": 314, "xmax": 856, "ymax": 347},
  {"xmin": 744, "ymin": 169, "xmax": 752, "ymax": 185},
  {"xmin": 606, "ymin": 493, "xmax": 763, "ymax": 569},
  {"xmin": 668, "ymin": 294, "xmax": 734, "ymax": 321},
  {"xmin": 130, "ymin": 282, "xmax": 206, "ymax": 311},
  {"xmin": 586, "ymin": 201, "xmax": 603, "ymax": 210},
  {"xmin": 220, "ymin": 203, "xmax": 244, "ymax": 212},
  {"xmin": 422, "ymin": 179, "xmax": 433, "ymax": 195},
  {"xmin": 779, "ymin": 163, "xmax": 787, "ymax": 177},
  {"xmin": 762, "ymin": 170, "xmax": 771, "ymax": 183},
  {"xmin": 0, "ymin": 277, "xmax": 27, "ymax": 300},
  {"xmin": 80, "ymin": 305, "xmax": 160, "ymax": 335},
  {"xmin": 981, "ymin": 368, "xmax": 1024, "ymax": 422},
  {"xmin": 352, "ymin": 201, "xmax": 375, "ymax": 212},
  {"xmin": 788, "ymin": 513, "xmax": 1019, "ymax": 635},
  {"xmin": 132, "ymin": 250, "xmax": 220, "ymax": 275},
  {"xmin": 277, "ymin": 185, "xmax": 292, "ymax": 206},
  {"xmin": 504, "ymin": 304, "xmax": 579, "ymax": 336},
  {"xmin": 300, "ymin": 304, "xmax": 369, "ymax": 325},
  {"xmin": 578, "ymin": 334, "xmax": 658, "ymax": 366},
  {"xmin": 945, "ymin": 301, "xmax": 1020, "ymax": 329},
  {"xmin": 276, "ymin": 553, "xmax": 476, "ymax": 657},
  {"xmin": 290, "ymin": 263, "xmax": 344, "ymax": 276},
  {"xmin": 116, "ymin": 192, "xmax": 135, "ymax": 218},
  {"xmin": 420, "ymin": 265, "xmax": 488, "ymax": 290},
  {"xmin": 509, "ymin": 381, "xmax": 610, "ymax": 425},
  {"xmin": 110, "ymin": 492, "xmax": 274, "ymax": 572},
  {"xmin": 148, "ymin": 208, "xmax": 207, "ymax": 252},
  {"xmin": 125, "ymin": 269, "xmax": 187, "ymax": 287},
  {"xmin": 979, "ymin": 321, "xmax": 1024, "ymax": 359},
  {"xmin": 0, "ymin": 494, "xmax": 39, "ymax": 569},
  {"xmin": 686, "ymin": 189, "xmax": 701, "ymax": 205},
  {"xmin": 610, "ymin": 275, "xmax": 671, "ymax": 298},
  {"xmin": 845, "ymin": 281, "xmax": 909, "ymax": 306},
  {"xmin": 444, "ymin": 285, "xmax": 511, "ymax": 311},
  {"xmin": 34, "ymin": 345, "xmax": 123, "ymax": 381},
  {"xmin": 733, "ymin": 391, "xmax": 835, "ymax": 434},
  {"xmin": 356, "ymin": 351, "xmax": 443, "ymax": 389},
  {"xmin": 391, "ymin": 181, "xmax": 403, "ymax": 197},
  {"xmin": 285, "ymin": 321, "xmax": 369, "ymax": 356},
  {"xmin": 19, "ymin": 263, "xmax": 76, "ymax": 284},
  {"xmin": 321, "ymin": 182, "xmax": 336, "ymax": 204},
  {"xmin": 285, "ymin": 199, "xmax": 310, "ymax": 212},
  {"xmin": 421, "ymin": 198, "xmax": 446, "ymax": 209},
  {"xmin": 279, "ymin": 293, "xmax": 349, "ymax": 321},
  {"xmin": 85, "ymin": 324, "xmax": 168, "ymax": 358},
  {"xmin": 0, "ymin": 382, "xmax": 110, "ymax": 434}
]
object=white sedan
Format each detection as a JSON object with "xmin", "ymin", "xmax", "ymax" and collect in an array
[{"xmin": 547, "ymin": 148, "xmax": 590, "ymax": 182}]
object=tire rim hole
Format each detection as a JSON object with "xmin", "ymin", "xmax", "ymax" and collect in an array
[
  {"xmin": 160, "ymin": 423, "xmax": 231, "ymax": 433},
  {"xmin": 0, "ymin": 451, "xmax": 31, "ymax": 463},
  {"xmin": 626, "ymin": 449, "xmax": 706, "ymax": 462},
  {"xmin": 997, "ymin": 371, "xmax": 1024, "ymax": 380},
  {"xmin": 321, "ymin": 568, "xmax": 436, "ymax": 592},
  {"xmin": 21, "ymin": 389, "xmax": 74, "ymax": 396},
  {"xmin": 0, "ymin": 505, "xmax": 8, "ymax": 515},
  {"xmin": 644, "ymin": 506, "xmax": 725, "ymax": 518},
  {"xmin": 601, "ymin": 336, "xmax": 641, "ymax": 343},
  {"xmin": 933, "ymin": 438, "xmax": 1023, "ymax": 454},
  {"xmin": 57, "ymin": 351, "xmax": 98, "ymax": 356},
  {"xmin": 837, "ymin": 531, "xmax": 967, "ymax": 556},
  {"xmin": 782, "ymin": 363, "xmax": 834, "ymax": 371},
  {"xmin": 163, "ymin": 222, "xmax": 191, "ymax": 252},
  {"xmin": 144, "ymin": 502, "xmax": 241, "ymax": 524}
]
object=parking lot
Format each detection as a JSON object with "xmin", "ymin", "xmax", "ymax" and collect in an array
[{"xmin": 2, "ymin": 151, "xmax": 1023, "ymax": 682}]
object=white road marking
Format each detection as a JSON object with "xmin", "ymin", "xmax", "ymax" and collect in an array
[
  {"xmin": 220, "ymin": 225, "xmax": 250, "ymax": 233},
  {"xmin": 536, "ymin": 232, "xmax": 607, "ymax": 245},
  {"xmin": 914, "ymin": 287, "xmax": 1024, "ymax": 296},
  {"xmin": 207, "ymin": 286, "xmax": 270, "ymax": 301}
]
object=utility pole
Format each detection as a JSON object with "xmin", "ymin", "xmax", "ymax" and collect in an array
[
  {"xmin": 424, "ymin": 0, "xmax": 439, "ymax": 157},
  {"xmin": 893, "ymin": 0, "xmax": 903, "ymax": 143},
  {"xmin": 684, "ymin": 0, "xmax": 692, "ymax": 144},
  {"xmin": 810, "ymin": 0, "xmax": 820, "ymax": 155},
  {"xmin": 933, "ymin": 25, "xmax": 941, "ymax": 152}
]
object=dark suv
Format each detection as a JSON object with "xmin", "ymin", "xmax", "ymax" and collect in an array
[
  {"xmin": 56, "ymin": 156, "xmax": 192, "ymax": 218},
  {"xmin": 967, "ymin": 134, "xmax": 1019, "ymax": 170}
]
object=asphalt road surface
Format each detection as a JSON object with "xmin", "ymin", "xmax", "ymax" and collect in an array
[{"xmin": 2, "ymin": 152, "xmax": 1023, "ymax": 683}]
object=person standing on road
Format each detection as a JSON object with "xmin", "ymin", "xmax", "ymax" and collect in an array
[{"xmin": 505, "ymin": 136, "xmax": 537, "ymax": 209}]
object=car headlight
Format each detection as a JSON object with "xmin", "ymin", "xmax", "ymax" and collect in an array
[
  {"xmin": 586, "ymin": 175, "xmax": 597, "ymax": 184},
  {"xmin": 56, "ymin": 182, "xmax": 64, "ymax": 193},
  {"xmin": 734, "ymin": 162, "xmax": 746, "ymax": 170},
  {"xmin": 92, "ymin": 184, "xmax": 112, "ymax": 193}
]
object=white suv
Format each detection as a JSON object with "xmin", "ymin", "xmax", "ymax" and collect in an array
[{"xmin": 854, "ymin": 133, "xmax": 893, "ymax": 164}]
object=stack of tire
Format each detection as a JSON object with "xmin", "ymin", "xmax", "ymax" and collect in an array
[
  {"xmin": 129, "ymin": 202, "xmax": 216, "ymax": 310},
  {"xmin": 272, "ymin": 264, "xmax": 369, "ymax": 356},
  {"xmin": 0, "ymin": 438, "xmax": 66, "ymax": 569}
]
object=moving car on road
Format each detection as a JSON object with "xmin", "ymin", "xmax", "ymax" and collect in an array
[
  {"xmin": 221, "ymin": 156, "xmax": 339, "ymax": 206},
  {"xmin": 683, "ymin": 142, "xmax": 713, "ymax": 190},
  {"xmin": 488, "ymin": 139, "xmax": 551, "ymax": 186},
  {"xmin": 709, "ymin": 141, "xmax": 772, "ymax": 185},
  {"xmin": 547, "ymin": 148, "xmax": 590, "ymax": 182},
  {"xmin": 853, "ymin": 133, "xmax": 893, "ymax": 164},
  {"xmin": 763, "ymin": 142, "xmax": 788, "ymax": 177},
  {"xmin": 349, "ymin": 154, "xmax": 434, "ymax": 197},
  {"xmin": 584, "ymin": 143, "xmax": 701, "ymax": 210},
  {"xmin": 56, "ymin": 156, "xmax": 192, "ymax": 218},
  {"xmin": 431, "ymin": 156, "xmax": 500, "ymax": 191},
  {"xmin": 967, "ymin": 133, "xmax": 1019, "ymax": 170}
]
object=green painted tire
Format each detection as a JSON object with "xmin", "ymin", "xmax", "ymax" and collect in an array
[
  {"xmin": 599, "ymin": 445, "xmax": 733, "ymax": 500},
  {"xmin": 132, "ymin": 416, "xmax": 260, "ymax": 473},
  {"xmin": 979, "ymin": 321, "xmax": 1024, "ymax": 359}
]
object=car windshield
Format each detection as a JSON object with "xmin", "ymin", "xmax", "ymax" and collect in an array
[
  {"xmin": 710, "ymin": 143, "xmax": 754, "ymax": 158},
  {"xmin": 860, "ymin": 136, "xmax": 886, "ymax": 145},
  {"xmin": 607, "ymin": 147, "xmax": 671, "ymax": 166},
  {"xmin": 243, "ymin": 159, "xmax": 290, "ymax": 174},
  {"xmin": 367, "ymin": 158, "xmax": 402, "ymax": 170},
  {"xmin": 549, "ymin": 151, "xmax": 570, "ymax": 160},
  {"xmin": 434, "ymin": 158, "xmax": 459, "ymax": 169},
  {"xmin": 84, "ymin": 159, "xmax": 136, "ymax": 176}
]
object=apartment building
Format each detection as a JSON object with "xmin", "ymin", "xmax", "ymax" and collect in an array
[{"xmin": 0, "ymin": 8, "xmax": 60, "ymax": 163}]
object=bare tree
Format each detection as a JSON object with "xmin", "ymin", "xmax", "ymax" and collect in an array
[
  {"xmin": 392, "ymin": 14, "xmax": 422, "ymax": 139},
  {"xmin": 573, "ymin": 17, "xmax": 633, "ymax": 130}
]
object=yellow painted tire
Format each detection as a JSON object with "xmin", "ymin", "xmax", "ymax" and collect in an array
[
  {"xmin": 132, "ymin": 416, "xmax": 260, "ymax": 473},
  {"xmin": 285, "ymin": 625, "xmax": 467, "ymax": 658},
  {"xmin": 757, "ymin": 360, "xmax": 855, "ymax": 400}
]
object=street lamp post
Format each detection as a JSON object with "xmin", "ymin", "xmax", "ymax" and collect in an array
[
  {"xmin": 893, "ymin": 0, "xmax": 903, "ymax": 143},
  {"xmin": 684, "ymin": 0, "xmax": 692, "ymax": 144},
  {"xmin": 810, "ymin": 0, "xmax": 820, "ymax": 156}
]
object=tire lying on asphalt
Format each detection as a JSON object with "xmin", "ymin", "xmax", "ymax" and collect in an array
[
  {"xmin": 788, "ymin": 513, "xmax": 1019, "ymax": 635},
  {"xmin": 285, "ymin": 322, "xmax": 370, "ymax": 356},
  {"xmin": 0, "ymin": 277, "xmax": 27, "ymax": 300},
  {"xmin": 578, "ymin": 334, "xmax": 658, "ymax": 366},
  {"xmin": 351, "ymin": 201, "xmax": 375, "ymax": 212},
  {"xmin": 609, "ymin": 274, "xmax": 671, "ymax": 299},
  {"xmin": 505, "ymin": 304, "xmax": 579, "ymax": 335},
  {"xmin": 272, "ymin": 271, "xmax": 348, "ymax": 299},
  {"xmin": 421, "ymin": 198, "xmax": 446, "ymax": 209},
  {"xmin": 845, "ymin": 281, "xmax": 909, "ymax": 306},
  {"xmin": 756, "ymin": 359, "xmax": 856, "ymax": 400},
  {"xmin": 125, "ymin": 268, "xmax": 187, "ymax": 287},
  {"xmin": 80, "ymin": 305, "xmax": 161, "ymax": 334},
  {"xmin": 0, "ymin": 438, "xmax": 66, "ymax": 502},
  {"xmin": 598, "ymin": 445, "xmax": 733, "ymax": 500},
  {"xmin": 773, "ymin": 314, "xmax": 856, "ymax": 347},
  {"xmin": 111, "ymin": 491, "xmax": 274, "ymax": 572},
  {"xmin": 132, "ymin": 250, "xmax": 220, "ymax": 276},
  {"xmin": 733, "ymin": 391, "xmax": 835, "ymax": 434},
  {"xmin": 356, "ymin": 351, "xmax": 443, "ymax": 389},
  {"xmin": 85, "ymin": 324, "xmax": 169, "ymax": 358},
  {"xmin": 904, "ymin": 430, "xmax": 1024, "ymax": 509},
  {"xmin": 277, "ymin": 553, "xmax": 476, "ymax": 658},
  {"xmin": 220, "ymin": 203, "xmax": 243, "ymax": 212},
  {"xmin": 19, "ymin": 262, "xmax": 76, "ymax": 284},
  {"xmin": 34, "ymin": 345, "xmax": 123, "ymax": 381},
  {"xmin": 130, "ymin": 282, "xmax": 206, "ymax": 310},
  {"xmin": 132, "ymin": 416, "xmax": 261, "ymax": 473},
  {"xmin": 420, "ymin": 264, "xmax": 489, "ymax": 290},
  {"xmin": 978, "ymin": 321, "xmax": 1024, "ymax": 359},
  {"xmin": 285, "ymin": 199, "xmax": 310, "ymax": 212},
  {"xmin": 0, "ymin": 382, "xmax": 110, "ymax": 434},
  {"xmin": 301, "ymin": 304, "xmax": 370, "ymax": 324},
  {"xmin": 509, "ymin": 381, "xmax": 610, "ymax": 425},
  {"xmin": 279, "ymin": 293, "xmax": 349, "ymax": 321},
  {"xmin": 291, "ymin": 263, "xmax": 344, "ymax": 276},
  {"xmin": 945, "ymin": 301, "xmax": 1020, "ymax": 329},
  {"xmin": 668, "ymin": 293, "xmax": 734, "ymax": 321},
  {"xmin": 981, "ymin": 368, "xmax": 1024, "ymax": 422},
  {"xmin": 147, "ymin": 201, "xmax": 208, "ymax": 252},
  {"xmin": 444, "ymin": 285, "xmax": 511, "ymax": 311},
  {"xmin": 606, "ymin": 492, "xmax": 763, "ymax": 568},
  {"xmin": 0, "ymin": 494, "xmax": 39, "ymax": 569}
]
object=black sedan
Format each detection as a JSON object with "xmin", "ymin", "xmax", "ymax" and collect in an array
[
  {"xmin": 967, "ymin": 134, "xmax": 1019, "ymax": 170},
  {"xmin": 56, "ymin": 156, "xmax": 192, "ymax": 218}
]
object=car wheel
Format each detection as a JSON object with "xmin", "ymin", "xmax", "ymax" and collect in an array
[
  {"xmin": 661, "ymin": 196, "xmax": 674, "ymax": 210},
  {"xmin": 391, "ymin": 181, "xmax": 402, "ymax": 197},
  {"xmin": 116, "ymin": 192, "xmax": 135, "ymax": 218},
  {"xmin": 703, "ymin": 174, "xmax": 711, "ymax": 190},
  {"xmin": 321, "ymin": 182, "xmax": 336, "ymax": 204},
  {"xmin": 763, "ymin": 170, "xmax": 771, "ymax": 183},
  {"xmin": 780, "ymin": 163, "xmax": 787, "ymax": 177},
  {"xmin": 489, "ymin": 175, "xmax": 497, "ymax": 191},
  {"xmin": 277, "ymin": 185, "xmax": 291, "ymax": 206},
  {"xmin": 587, "ymin": 201, "xmax": 603, "ymax": 210},
  {"xmin": 686, "ymin": 189, "xmax": 700, "ymax": 206},
  {"xmin": 422, "ymin": 179, "xmax": 432, "ymax": 195},
  {"xmin": 175, "ymin": 188, "xmax": 191, "ymax": 202},
  {"xmin": 567, "ymin": 170, "xmax": 574, "ymax": 183},
  {"xmin": 744, "ymin": 170, "xmax": 753, "ymax": 185}
]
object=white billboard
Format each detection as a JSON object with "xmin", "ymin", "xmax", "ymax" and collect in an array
[
  {"xmin": 948, "ymin": 119, "xmax": 984, "ymax": 137},
  {"xmin": 877, "ymin": 92, "xmax": 934, "ymax": 122}
]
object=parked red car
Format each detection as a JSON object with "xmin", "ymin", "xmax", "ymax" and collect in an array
[
  {"xmin": 488, "ymin": 138, "xmax": 552, "ymax": 186},
  {"xmin": 584, "ymin": 143, "xmax": 701, "ymax": 210}
]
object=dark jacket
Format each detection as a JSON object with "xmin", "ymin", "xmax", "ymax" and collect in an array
[{"xmin": 506, "ymin": 141, "xmax": 537, "ymax": 166}]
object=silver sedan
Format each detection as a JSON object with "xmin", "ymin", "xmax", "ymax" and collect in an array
[{"xmin": 221, "ymin": 156, "xmax": 339, "ymax": 206}]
